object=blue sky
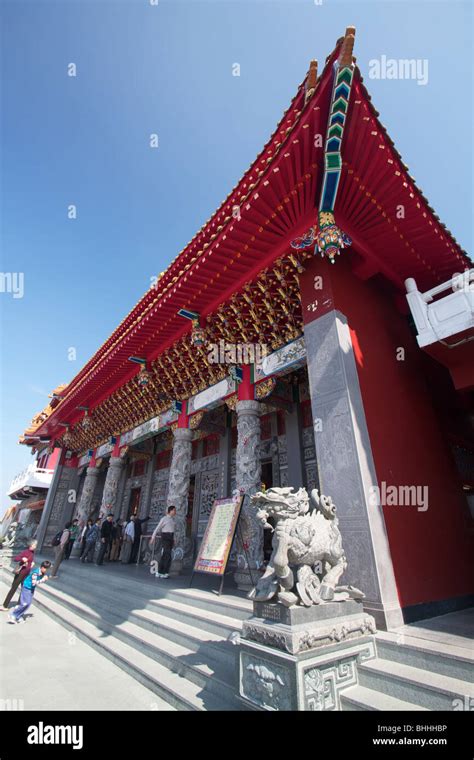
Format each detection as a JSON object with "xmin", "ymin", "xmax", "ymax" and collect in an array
[{"xmin": 1, "ymin": 0, "xmax": 472, "ymax": 514}]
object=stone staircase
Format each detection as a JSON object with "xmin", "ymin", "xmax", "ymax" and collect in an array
[
  {"xmin": 0, "ymin": 560, "xmax": 250, "ymax": 711},
  {"xmin": 341, "ymin": 629, "xmax": 474, "ymax": 711},
  {"xmin": 1, "ymin": 559, "xmax": 472, "ymax": 711}
]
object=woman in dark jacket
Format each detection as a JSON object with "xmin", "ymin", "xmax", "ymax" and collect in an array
[{"xmin": 2, "ymin": 539, "xmax": 37, "ymax": 609}]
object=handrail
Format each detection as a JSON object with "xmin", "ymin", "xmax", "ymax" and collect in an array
[
  {"xmin": 8, "ymin": 465, "xmax": 55, "ymax": 492},
  {"xmin": 406, "ymin": 269, "xmax": 474, "ymax": 303}
]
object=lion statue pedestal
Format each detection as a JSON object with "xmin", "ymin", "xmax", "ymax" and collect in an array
[{"xmin": 238, "ymin": 487, "xmax": 377, "ymax": 711}]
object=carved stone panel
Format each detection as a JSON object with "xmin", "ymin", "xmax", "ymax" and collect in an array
[
  {"xmin": 148, "ymin": 468, "xmax": 170, "ymax": 526},
  {"xmin": 45, "ymin": 469, "xmax": 78, "ymax": 546},
  {"xmin": 304, "ymin": 658, "xmax": 357, "ymax": 711},
  {"xmin": 305, "ymin": 461, "xmax": 320, "ymax": 494},
  {"xmin": 240, "ymin": 652, "xmax": 292, "ymax": 711},
  {"xmin": 197, "ymin": 469, "xmax": 219, "ymax": 538}
]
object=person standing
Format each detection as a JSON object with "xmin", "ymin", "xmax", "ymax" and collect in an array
[
  {"xmin": 8, "ymin": 561, "xmax": 51, "ymax": 624},
  {"xmin": 65, "ymin": 519, "xmax": 79, "ymax": 560},
  {"xmin": 151, "ymin": 506, "xmax": 176, "ymax": 578},
  {"xmin": 96, "ymin": 514, "xmax": 114, "ymax": 566},
  {"xmin": 109, "ymin": 520, "xmax": 122, "ymax": 561},
  {"xmin": 50, "ymin": 523, "xmax": 71, "ymax": 579},
  {"xmin": 81, "ymin": 519, "xmax": 100, "ymax": 563},
  {"xmin": 130, "ymin": 514, "xmax": 151, "ymax": 564},
  {"xmin": 2, "ymin": 540, "xmax": 37, "ymax": 610},
  {"xmin": 79, "ymin": 520, "xmax": 93, "ymax": 559},
  {"xmin": 121, "ymin": 519, "xmax": 133, "ymax": 564}
]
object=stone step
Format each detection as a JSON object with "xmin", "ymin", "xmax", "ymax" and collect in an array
[
  {"xmin": 5, "ymin": 562, "xmax": 471, "ymax": 712},
  {"xmin": 359, "ymin": 658, "xmax": 474, "ymax": 711},
  {"xmin": 146, "ymin": 597, "xmax": 244, "ymax": 639},
  {"xmin": 20, "ymin": 567, "xmax": 245, "ymax": 651},
  {"xmin": 340, "ymin": 685, "xmax": 429, "ymax": 711},
  {"xmin": 376, "ymin": 630, "xmax": 474, "ymax": 682},
  {"xmin": 171, "ymin": 586, "xmax": 253, "ymax": 621},
  {"xmin": 11, "ymin": 561, "xmax": 253, "ymax": 623},
  {"xmin": 45, "ymin": 579, "xmax": 235, "ymax": 666},
  {"xmin": 34, "ymin": 580, "xmax": 238, "ymax": 702},
  {"xmin": 49, "ymin": 589, "xmax": 235, "ymax": 701},
  {"xmin": 23, "ymin": 586, "xmax": 235, "ymax": 711}
]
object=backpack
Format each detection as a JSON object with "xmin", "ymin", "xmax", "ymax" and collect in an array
[{"xmin": 52, "ymin": 530, "xmax": 63, "ymax": 547}]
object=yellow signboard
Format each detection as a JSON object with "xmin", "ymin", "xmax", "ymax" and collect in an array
[{"xmin": 194, "ymin": 496, "xmax": 243, "ymax": 576}]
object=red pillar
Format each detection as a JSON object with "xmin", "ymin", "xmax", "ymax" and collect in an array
[
  {"xmin": 177, "ymin": 400, "xmax": 190, "ymax": 428},
  {"xmin": 238, "ymin": 364, "xmax": 254, "ymax": 400}
]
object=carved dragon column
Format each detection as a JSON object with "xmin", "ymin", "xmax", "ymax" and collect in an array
[
  {"xmin": 99, "ymin": 456, "xmax": 125, "ymax": 519},
  {"xmin": 167, "ymin": 404, "xmax": 193, "ymax": 574},
  {"xmin": 233, "ymin": 366, "xmax": 263, "ymax": 589},
  {"xmin": 75, "ymin": 466, "xmax": 100, "ymax": 524}
]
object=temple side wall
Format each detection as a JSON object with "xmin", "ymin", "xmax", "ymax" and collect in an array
[{"xmin": 36, "ymin": 460, "xmax": 80, "ymax": 552}]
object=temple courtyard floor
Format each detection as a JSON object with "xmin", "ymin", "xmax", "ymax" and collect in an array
[{"xmin": 0, "ymin": 577, "xmax": 174, "ymax": 711}]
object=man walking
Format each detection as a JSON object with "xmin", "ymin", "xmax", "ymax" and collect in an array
[
  {"xmin": 50, "ymin": 523, "xmax": 71, "ymax": 579},
  {"xmin": 129, "ymin": 514, "xmax": 151, "ymax": 564},
  {"xmin": 2, "ymin": 539, "xmax": 37, "ymax": 610},
  {"xmin": 81, "ymin": 519, "xmax": 100, "ymax": 563},
  {"xmin": 8, "ymin": 561, "xmax": 51, "ymax": 624},
  {"xmin": 151, "ymin": 506, "xmax": 176, "ymax": 578},
  {"xmin": 97, "ymin": 514, "xmax": 114, "ymax": 566}
]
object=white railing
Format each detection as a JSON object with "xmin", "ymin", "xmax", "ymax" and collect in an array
[
  {"xmin": 405, "ymin": 270, "xmax": 474, "ymax": 348},
  {"xmin": 7, "ymin": 464, "xmax": 54, "ymax": 498}
]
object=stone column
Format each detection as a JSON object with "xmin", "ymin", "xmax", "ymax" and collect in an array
[
  {"xmin": 75, "ymin": 466, "xmax": 100, "ymax": 524},
  {"xmin": 285, "ymin": 405, "xmax": 304, "ymax": 489},
  {"xmin": 167, "ymin": 427, "xmax": 193, "ymax": 574},
  {"xmin": 234, "ymin": 399, "xmax": 263, "ymax": 589},
  {"xmin": 304, "ymin": 309, "xmax": 403, "ymax": 630},
  {"xmin": 35, "ymin": 453, "xmax": 64, "ymax": 552},
  {"xmin": 99, "ymin": 457, "xmax": 126, "ymax": 519}
]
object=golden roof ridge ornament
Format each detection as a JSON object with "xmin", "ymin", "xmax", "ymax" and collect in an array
[
  {"xmin": 304, "ymin": 60, "xmax": 318, "ymax": 104},
  {"xmin": 291, "ymin": 26, "xmax": 356, "ymax": 264},
  {"xmin": 338, "ymin": 25, "xmax": 356, "ymax": 68}
]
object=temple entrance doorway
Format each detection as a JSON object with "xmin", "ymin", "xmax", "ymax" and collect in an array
[
  {"xmin": 127, "ymin": 487, "xmax": 141, "ymax": 519},
  {"xmin": 261, "ymin": 460, "xmax": 273, "ymax": 490},
  {"xmin": 261, "ymin": 459, "xmax": 275, "ymax": 564}
]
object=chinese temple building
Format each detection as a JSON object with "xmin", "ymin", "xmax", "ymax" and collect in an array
[{"xmin": 20, "ymin": 27, "xmax": 473, "ymax": 630}]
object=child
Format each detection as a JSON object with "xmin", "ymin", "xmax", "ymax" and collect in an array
[{"xmin": 8, "ymin": 560, "xmax": 51, "ymax": 624}]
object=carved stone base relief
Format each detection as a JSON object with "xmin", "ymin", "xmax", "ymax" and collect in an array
[
  {"xmin": 240, "ymin": 652, "xmax": 293, "ymax": 711},
  {"xmin": 242, "ymin": 613, "xmax": 376, "ymax": 655},
  {"xmin": 239, "ymin": 634, "xmax": 376, "ymax": 711}
]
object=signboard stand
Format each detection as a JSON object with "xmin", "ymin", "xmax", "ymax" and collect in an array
[{"xmin": 190, "ymin": 493, "xmax": 256, "ymax": 596}]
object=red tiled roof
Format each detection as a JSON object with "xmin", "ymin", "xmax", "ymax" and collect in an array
[{"xmin": 27, "ymin": 27, "xmax": 471, "ymax": 443}]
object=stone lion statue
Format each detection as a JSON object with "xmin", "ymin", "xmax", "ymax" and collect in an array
[{"xmin": 248, "ymin": 487, "xmax": 364, "ymax": 608}]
